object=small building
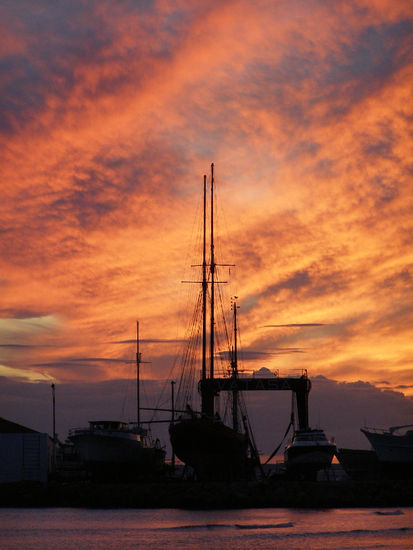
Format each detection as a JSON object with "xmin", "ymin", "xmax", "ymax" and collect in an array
[{"xmin": 0, "ymin": 417, "xmax": 52, "ymax": 483}]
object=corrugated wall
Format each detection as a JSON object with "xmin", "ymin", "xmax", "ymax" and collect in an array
[{"xmin": 0, "ymin": 433, "xmax": 49, "ymax": 483}]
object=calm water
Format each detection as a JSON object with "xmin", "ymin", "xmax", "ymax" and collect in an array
[{"xmin": 1, "ymin": 507, "xmax": 412, "ymax": 550}]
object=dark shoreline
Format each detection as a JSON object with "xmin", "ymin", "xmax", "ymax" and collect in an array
[{"xmin": 1, "ymin": 479, "xmax": 413, "ymax": 509}]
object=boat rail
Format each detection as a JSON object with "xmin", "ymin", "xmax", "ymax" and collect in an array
[
  {"xmin": 68, "ymin": 425, "xmax": 136, "ymax": 437},
  {"xmin": 220, "ymin": 368, "xmax": 308, "ymax": 379},
  {"xmin": 363, "ymin": 424, "xmax": 413, "ymax": 435},
  {"xmin": 68, "ymin": 427, "xmax": 90, "ymax": 437},
  {"xmin": 362, "ymin": 427, "xmax": 390, "ymax": 435}
]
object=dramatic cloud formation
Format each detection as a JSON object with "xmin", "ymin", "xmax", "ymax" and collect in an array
[{"xmin": 0, "ymin": 1, "xmax": 412, "ymax": 443}]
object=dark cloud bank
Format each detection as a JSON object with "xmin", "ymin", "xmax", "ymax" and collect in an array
[{"xmin": 1, "ymin": 374, "xmax": 412, "ymax": 457}]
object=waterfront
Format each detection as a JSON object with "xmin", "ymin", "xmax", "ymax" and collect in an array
[
  {"xmin": 2, "ymin": 479, "xmax": 413, "ymax": 509},
  {"xmin": 1, "ymin": 507, "xmax": 413, "ymax": 550}
]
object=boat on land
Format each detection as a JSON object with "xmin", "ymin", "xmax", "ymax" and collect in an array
[
  {"xmin": 69, "ymin": 420, "xmax": 165, "ymax": 478},
  {"xmin": 68, "ymin": 420, "xmax": 165, "ymax": 478},
  {"xmin": 360, "ymin": 424, "xmax": 413, "ymax": 479},
  {"xmin": 68, "ymin": 323, "xmax": 165, "ymax": 479},
  {"xmin": 284, "ymin": 427, "xmax": 336, "ymax": 480},
  {"xmin": 266, "ymin": 390, "xmax": 336, "ymax": 480},
  {"xmin": 336, "ymin": 425, "xmax": 413, "ymax": 481},
  {"xmin": 361, "ymin": 424, "xmax": 413, "ymax": 463},
  {"xmin": 335, "ymin": 447, "xmax": 379, "ymax": 480}
]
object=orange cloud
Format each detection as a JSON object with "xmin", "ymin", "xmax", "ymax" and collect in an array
[{"xmin": 0, "ymin": 0, "xmax": 412, "ymax": 411}]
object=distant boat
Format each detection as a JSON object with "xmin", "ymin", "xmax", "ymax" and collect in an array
[
  {"xmin": 68, "ymin": 322, "xmax": 165, "ymax": 479},
  {"xmin": 284, "ymin": 428, "xmax": 336, "ymax": 480},
  {"xmin": 360, "ymin": 424, "xmax": 413, "ymax": 478}
]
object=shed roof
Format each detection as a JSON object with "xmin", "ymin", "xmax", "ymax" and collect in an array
[{"xmin": 0, "ymin": 417, "xmax": 38, "ymax": 434}]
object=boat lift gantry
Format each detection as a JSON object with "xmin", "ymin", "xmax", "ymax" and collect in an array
[{"xmin": 199, "ymin": 373, "xmax": 311, "ymax": 430}]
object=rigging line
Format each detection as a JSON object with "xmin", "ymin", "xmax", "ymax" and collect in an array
[
  {"xmin": 211, "ymin": 268, "xmax": 229, "ymax": 377},
  {"xmin": 183, "ymin": 183, "xmax": 204, "ymax": 283},
  {"xmin": 176, "ymin": 291, "xmax": 203, "ymax": 409},
  {"xmin": 148, "ymin": 375, "xmax": 171, "ymax": 424},
  {"xmin": 151, "ymin": 176, "xmax": 210, "ymax": 418},
  {"xmin": 151, "ymin": 359, "xmax": 178, "ymax": 420},
  {"xmin": 120, "ymin": 354, "xmax": 139, "ymax": 422},
  {"xmin": 215, "ymin": 276, "xmax": 238, "ymax": 415},
  {"xmin": 265, "ymin": 421, "xmax": 293, "ymax": 464},
  {"xmin": 148, "ymin": 381, "xmax": 167, "ymax": 424},
  {"xmin": 214, "ymin": 325, "xmax": 227, "ymax": 378},
  {"xmin": 212, "ymin": 170, "xmax": 238, "ymax": 301},
  {"xmin": 153, "ymin": 337, "xmax": 188, "ymax": 415},
  {"xmin": 119, "ymin": 367, "xmax": 131, "ymax": 420},
  {"xmin": 141, "ymin": 374, "xmax": 150, "ymax": 419},
  {"xmin": 218, "ymin": 275, "xmax": 232, "ymax": 358},
  {"xmin": 237, "ymin": 317, "xmax": 251, "ymax": 374},
  {"xmin": 172, "ymin": 188, "xmax": 204, "ymax": 373},
  {"xmin": 151, "ymin": 287, "xmax": 202, "ymax": 416},
  {"xmin": 222, "ymin": 388, "xmax": 232, "ymax": 425}
]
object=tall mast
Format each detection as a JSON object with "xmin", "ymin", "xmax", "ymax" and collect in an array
[
  {"xmin": 200, "ymin": 165, "xmax": 215, "ymax": 417},
  {"xmin": 231, "ymin": 298, "xmax": 239, "ymax": 432},
  {"xmin": 210, "ymin": 162, "xmax": 215, "ymax": 381},
  {"xmin": 136, "ymin": 320, "xmax": 141, "ymax": 426},
  {"xmin": 202, "ymin": 174, "xmax": 207, "ymax": 383}
]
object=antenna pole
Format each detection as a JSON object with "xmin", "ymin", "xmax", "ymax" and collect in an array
[
  {"xmin": 231, "ymin": 299, "xmax": 239, "ymax": 432},
  {"xmin": 171, "ymin": 380, "xmax": 176, "ymax": 470},
  {"xmin": 202, "ymin": 174, "xmax": 207, "ymax": 383},
  {"xmin": 136, "ymin": 321, "xmax": 141, "ymax": 426},
  {"xmin": 51, "ymin": 383, "xmax": 56, "ymax": 469},
  {"xmin": 291, "ymin": 391, "xmax": 296, "ymax": 430}
]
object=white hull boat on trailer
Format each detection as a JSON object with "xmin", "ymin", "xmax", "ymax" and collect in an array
[{"xmin": 284, "ymin": 428, "xmax": 336, "ymax": 480}]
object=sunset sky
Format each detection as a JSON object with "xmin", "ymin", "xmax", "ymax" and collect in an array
[{"xmin": 1, "ymin": 0, "xmax": 412, "ymax": 451}]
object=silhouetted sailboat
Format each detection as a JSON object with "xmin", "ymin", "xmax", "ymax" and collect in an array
[{"xmin": 169, "ymin": 164, "xmax": 256, "ymax": 481}]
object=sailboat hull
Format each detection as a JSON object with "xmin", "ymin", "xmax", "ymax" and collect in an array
[{"xmin": 170, "ymin": 417, "xmax": 249, "ymax": 481}]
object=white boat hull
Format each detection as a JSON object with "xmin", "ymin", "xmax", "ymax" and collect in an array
[
  {"xmin": 284, "ymin": 428, "xmax": 336, "ymax": 480},
  {"xmin": 68, "ymin": 421, "xmax": 166, "ymax": 477},
  {"xmin": 361, "ymin": 428, "xmax": 413, "ymax": 463},
  {"xmin": 70, "ymin": 433, "xmax": 147, "ymax": 465},
  {"xmin": 286, "ymin": 446, "xmax": 336, "ymax": 467}
]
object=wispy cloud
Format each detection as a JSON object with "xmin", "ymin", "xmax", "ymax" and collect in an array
[
  {"xmin": 112, "ymin": 339, "xmax": 186, "ymax": 345},
  {"xmin": 262, "ymin": 324, "xmax": 327, "ymax": 328},
  {"xmin": 217, "ymin": 348, "xmax": 305, "ymax": 362}
]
